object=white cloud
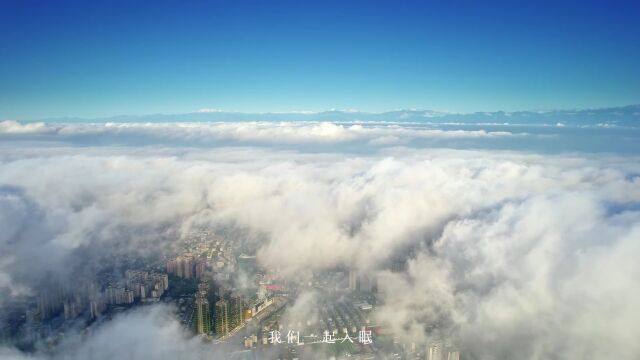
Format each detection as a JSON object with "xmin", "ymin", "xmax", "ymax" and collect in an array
[
  {"xmin": 195, "ymin": 108, "xmax": 225, "ymax": 113},
  {"xmin": 0, "ymin": 120, "xmax": 55, "ymax": 134},
  {"xmin": 425, "ymin": 194, "xmax": 640, "ymax": 358},
  {"xmin": 0, "ymin": 122, "xmax": 639, "ymax": 359},
  {"xmin": 2, "ymin": 121, "xmax": 519, "ymax": 145}
]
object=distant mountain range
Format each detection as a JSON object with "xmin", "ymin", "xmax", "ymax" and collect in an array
[{"xmin": 42, "ymin": 104, "xmax": 640, "ymax": 126}]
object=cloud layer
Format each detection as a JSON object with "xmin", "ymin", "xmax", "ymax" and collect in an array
[
  {"xmin": 0, "ymin": 120, "xmax": 516, "ymax": 147},
  {"xmin": 0, "ymin": 121, "xmax": 639, "ymax": 359}
]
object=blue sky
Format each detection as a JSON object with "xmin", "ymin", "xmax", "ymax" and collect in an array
[{"xmin": 1, "ymin": 0, "xmax": 639, "ymax": 119}]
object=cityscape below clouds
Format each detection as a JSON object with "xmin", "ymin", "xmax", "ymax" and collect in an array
[
  {"xmin": 1, "ymin": 107, "xmax": 640, "ymax": 359},
  {"xmin": 1, "ymin": 1, "xmax": 639, "ymax": 359}
]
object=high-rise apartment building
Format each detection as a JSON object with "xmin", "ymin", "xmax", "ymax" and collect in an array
[
  {"xmin": 447, "ymin": 351, "xmax": 460, "ymax": 360},
  {"xmin": 427, "ymin": 341, "xmax": 443, "ymax": 360},
  {"xmin": 215, "ymin": 299, "xmax": 229, "ymax": 336},
  {"xmin": 195, "ymin": 294, "xmax": 211, "ymax": 335},
  {"xmin": 229, "ymin": 295, "xmax": 244, "ymax": 330}
]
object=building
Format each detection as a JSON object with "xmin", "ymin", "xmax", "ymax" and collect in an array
[
  {"xmin": 359, "ymin": 273, "xmax": 374, "ymax": 292},
  {"xmin": 63, "ymin": 300, "xmax": 80, "ymax": 320},
  {"xmin": 228, "ymin": 295, "xmax": 244, "ymax": 330},
  {"xmin": 251, "ymin": 297, "xmax": 274, "ymax": 317},
  {"xmin": 150, "ymin": 273, "xmax": 169, "ymax": 291},
  {"xmin": 349, "ymin": 268, "xmax": 358, "ymax": 291},
  {"xmin": 215, "ymin": 299, "xmax": 230, "ymax": 336},
  {"xmin": 391, "ymin": 259, "xmax": 406, "ymax": 273},
  {"xmin": 125, "ymin": 270, "xmax": 168, "ymax": 301},
  {"xmin": 195, "ymin": 294, "xmax": 211, "ymax": 335},
  {"xmin": 167, "ymin": 255, "xmax": 201, "ymax": 279},
  {"xmin": 427, "ymin": 341, "xmax": 443, "ymax": 360},
  {"xmin": 244, "ymin": 334, "xmax": 258, "ymax": 348},
  {"xmin": 105, "ymin": 286, "xmax": 134, "ymax": 305},
  {"xmin": 243, "ymin": 309, "xmax": 253, "ymax": 321},
  {"xmin": 447, "ymin": 351, "xmax": 460, "ymax": 360},
  {"xmin": 166, "ymin": 258, "xmax": 178, "ymax": 275},
  {"xmin": 89, "ymin": 300, "xmax": 105, "ymax": 320},
  {"xmin": 37, "ymin": 287, "xmax": 65, "ymax": 320},
  {"xmin": 182, "ymin": 255, "xmax": 194, "ymax": 279},
  {"xmin": 195, "ymin": 260, "xmax": 207, "ymax": 279}
]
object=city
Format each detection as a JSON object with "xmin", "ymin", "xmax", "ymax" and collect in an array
[{"xmin": 1, "ymin": 227, "xmax": 462, "ymax": 359}]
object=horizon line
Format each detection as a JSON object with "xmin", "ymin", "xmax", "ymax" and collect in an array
[{"xmin": 4, "ymin": 103, "xmax": 640, "ymax": 122}]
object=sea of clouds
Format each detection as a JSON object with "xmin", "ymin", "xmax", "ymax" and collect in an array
[{"xmin": 1, "ymin": 120, "xmax": 639, "ymax": 359}]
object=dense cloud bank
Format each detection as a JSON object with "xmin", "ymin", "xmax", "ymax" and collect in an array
[
  {"xmin": 0, "ymin": 120, "xmax": 516, "ymax": 146},
  {"xmin": 0, "ymin": 121, "xmax": 639, "ymax": 359}
]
